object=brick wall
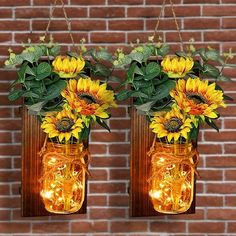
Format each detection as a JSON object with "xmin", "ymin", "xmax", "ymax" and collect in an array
[{"xmin": 0, "ymin": 0, "xmax": 236, "ymax": 235}]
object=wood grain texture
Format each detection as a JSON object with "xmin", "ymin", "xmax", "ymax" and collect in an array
[
  {"xmin": 21, "ymin": 107, "xmax": 87, "ymax": 217},
  {"xmin": 130, "ymin": 107, "xmax": 196, "ymax": 217}
]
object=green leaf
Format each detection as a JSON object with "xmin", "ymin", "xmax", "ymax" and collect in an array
[
  {"xmin": 134, "ymin": 65, "xmax": 144, "ymax": 76},
  {"xmin": 22, "ymin": 91, "xmax": 40, "ymax": 98},
  {"xmin": 25, "ymin": 80, "xmax": 42, "ymax": 88},
  {"xmin": 94, "ymin": 63, "xmax": 110, "ymax": 77},
  {"xmin": 80, "ymin": 127, "xmax": 91, "ymax": 142},
  {"xmin": 25, "ymin": 65, "xmax": 36, "ymax": 76},
  {"xmin": 96, "ymin": 118, "xmax": 110, "ymax": 132},
  {"xmin": 8, "ymin": 89, "xmax": 24, "ymax": 101},
  {"xmin": 21, "ymin": 52, "xmax": 35, "ymax": 63},
  {"xmin": 203, "ymin": 63, "xmax": 220, "ymax": 77},
  {"xmin": 16, "ymin": 62, "xmax": 28, "ymax": 84},
  {"xmin": 217, "ymin": 75, "xmax": 232, "ymax": 82},
  {"xmin": 157, "ymin": 44, "xmax": 170, "ymax": 57},
  {"xmin": 49, "ymin": 45, "xmax": 61, "ymax": 56},
  {"xmin": 145, "ymin": 62, "xmax": 161, "ymax": 75},
  {"xmin": 44, "ymin": 80, "xmax": 67, "ymax": 101},
  {"xmin": 107, "ymin": 76, "xmax": 121, "ymax": 83},
  {"xmin": 133, "ymin": 80, "xmax": 151, "ymax": 89},
  {"xmin": 154, "ymin": 80, "xmax": 176, "ymax": 100},
  {"xmin": 37, "ymin": 62, "xmax": 52, "ymax": 75},
  {"xmin": 130, "ymin": 52, "xmax": 143, "ymax": 64},
  {"xmin": 116, "ymin": 89, "xmax": 131, "ymax": 101},
  {"xmin": 96, "ymin": 50, "xmax": 113, "ymax": 61},
  {"xmin": 129, "ymin": 91, "xmax": 149, "ymax": 98},
  {"xmin": 135, "ymin": 101, "xmax": 155, "ymax": 113},
  {"xmin": 205, "ymin": 50, "xmax": 220, "ymax": 61},
  {"xmin": 224, "ymin": 94, "xmax": 234, "ymax": 101},
  {"xmin": 175, "ymin": 51, "xmax": 187, "ymax": 57},
  {"xmin": 26, "ymin": 101, "xmax": 46, "ymax": 115},
  {"xmin": 205, "ymin": 118, "xmax": 219, "ymax": 132}
]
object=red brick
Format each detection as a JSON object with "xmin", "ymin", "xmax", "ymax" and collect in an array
[
  {"xmin": 207, "ymin": 183, "xmax": 236, "ymax": 193},
  {"xmin": 111, "ymin": 221, "xmax": 148, "ymax": 232},
  {"xmin": 110, "ymin": 119, "xmax": 130, "ymax": 129},
  {"xmin": 0, "ymin": 197, "xmax": 20, "ymax": 208},
  {"xmin": 53, "ymin": 7, "xmax": 88, "ymax": 18},
  {"xmin": 206, "ymin": 156, "xmax": 236, "ymax": 167},
  {"xmin": 0, "ymin": 21, "xmax": 29, "ymax": 31},
  {"xmin": 151, "ymin": 222, "xmax": 186, "ymax": 232},
  {"xmin": 32, "ymin": 223, "xmax": 69, "ymax": 233},
  {"xmin": 88, "ymin": 195, "xmax": 107, "ymax": 206},
  {"xmin": 223, "ymin": 18, "xmax": 236, "ymax": 29},
  {"xmin": 32, "ymin": 20, "xmax": 68, "ymax": 31},
  {"xmin": 0, "ymin": 33, "xmax": 12, "ymax": 43},
  {"xmin": 90, "ymin": 169, "xmax": 108, "ymax": 180},
  {"xmin": 0, "ymin": 145, "xmax": 21, "ymax": 155},
  {"xmin": 205, "ymin": 131, "xmax": 236, "ymax": 142},
  {"xmin": 226, "ymin": 196, "xmax": 236, "ymax": 206},
  {"xmin": 0, "ymin": 132, "xmax": 12, "ymax": 143},
  {"xmin": 166, "ymin": 31, "xmax": 202, "ymax": 42},
  {"xmin": 110, "ymin": 107, "xmax": 127, "ymax": 117},
  {"xmin": 89, "ymin": 182, "xmax": 126, "ymax": 193},
  {"xmin": 184, "ymin": 19, "xmax": 220, "ymax": 29},
  {"xmin": 127, "ymin": 7, "xmax": 161, "ymax": 17},
  {"xmin": 184, "ymin": 0, "xmax": 219, "ymax": 2},
  {"xmin": 90, "ymin": 156, "xmax": 127, "ymax": 167},
  {"xmin": 0, "ymin": 184, "xmax": 10, "ymax": 195},
  {"xmin": 0, "ymin": 158, "xmax": 11, "ymax": 169},
  {"xmin": 33, "ymin": 0, "xmax": 68, "ymax": 5},
  {"xmin": 109, "ymin": 144, "xmax": 129, "ymax": 155},
  {"xmin": 0, "ymin": 223, "xmax": 30, "ymax": 233},
  {"xmin": 109, "ymin": 0, "xmax": 143, "ymax": 4},
  {"xmin": 0, "ymin": 9, "xmax": 12, "ymax": 18},
  {"xmin": 90, "ymin": 32, "xmax": 125, "ymax": 43},
  {"xmin": 109, "ymin": 195, "xmax": 129, "ymax": 207},
  {"xmin": 203, "ymin": 6, "xmax": 236, "ymax": 16},
  {"xmin": 0, "ymin": 170, "xmax": 20, "ymax": 182},
  {"xmin": 109, "ymin": 168, "xmax": 129, "ymax": 180},
  {"xmin": 90, "ymin": 144, "xmax": 107, "ymax": 155},
  {"xmin": 71, "ymin": 0, "xmax": 105, "ymax": 4},
  {"xmin": 189, "ymin": 222, "xmax": 225, "ymax": 233},
  {"xmin": 198, "ymin": 144, "xmax": 222, "ymax": 154},
  {"xmin": 225, "ymin": 169, "xmax": 236, "ymax": 180},
  {"xmin": 109, "ymin": 20, "xmax": 144, "ymax": 31},
  {"xmin": 0, "ymin": 119, "xmax": 21, "ymax": 130},
  {"xmin": 197, "ymin": 195, "xmax": 223, "ymax": 207},
  {"xmin": 91, "ymin": 131, "xmax": 125, "ymax": 142},
  {"xmin": 146, "ymin": 0, "xmax": 181, "ymax": 3},
  {"xmin": 0, "ymin": 108, "xmax": 12, "ymax": 118},
  {"xmin": 90, "ymin": 207, "xmax": 126, "ymax": 219},
  {"xmin": 146, "ymin": 19, "xmax": 181, "ymax": 31},
  {"xmin": 0, "ymin": 0, "xmax": 30, "ymax": 6},
  {"xmin": 15, "ymin": 8, "xmax": 49, "ymax": 18},
  {"xmin": 229, "ymin": 222, "xmax": 236, "ymax": 233},
  {"xmin": 225, "ymin": 144, "xmax": 236, "ymax": 154},
  {"xmin": 0, "ymin": 210, "xmax": 11, "ymax": 221},
  {"xmin": 71, "ymin": 221, "xmax": 108, "ymax": 233},
  {"xmin": 208, "ymin": 209, "xmax": 236, "ymax": 220},
  {"xmin": 12, "ymin": 209, "xmax": 50, "ymax": 221},
  {"xmin": 72, "ymin": 20, "xmax": 106, "ymax": 31},
  {"xmin": 90, "ymin": 7, "xmax": 125, "ymax": 18},
  {"xmin": 198, "ymin": 169, "xmax": 223, "ymax": 181}
]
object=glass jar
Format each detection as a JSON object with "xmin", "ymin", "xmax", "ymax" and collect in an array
[
  {"xmin": 40, "ymin": 142, "xmax": 86, "ymax": 214},
  {"xmin": 149, "ymin": 142, "xmax": 196, "ymax": 214}
]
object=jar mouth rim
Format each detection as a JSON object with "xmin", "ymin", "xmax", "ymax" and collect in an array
[
  {"xmin": 155, "ymin": 141, "xmax": 193, "ymax": 147},
  {"xmin": 46, "ymin": 141, "xmax": 84, "ymax": 148}
]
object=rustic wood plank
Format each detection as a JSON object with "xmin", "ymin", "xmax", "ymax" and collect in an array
[
  {"xmin": 21, "ymin": 107, "xmax": 87, "ymax": 217},
  {"xmin": 130, "ymin": 107, "xmax": 196, "ymax": 217}
]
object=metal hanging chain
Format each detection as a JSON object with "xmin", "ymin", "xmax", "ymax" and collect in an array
[
  {"xmin": 152, "ymin": 0, "xmax": 184, "ymax": 51},
  {"xmin": 152, "ymin": 0, "xmax": 167, "ymax": 41},
  {"xmin": 169, "ymin": 0, "xmax": 184, "ymax": 50},
  {"xmin": 43, "ymin": 0, "xmax": 76, "ymax": 50}
]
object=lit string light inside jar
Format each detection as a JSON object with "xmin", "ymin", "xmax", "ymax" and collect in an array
[
  {"xmin": 148, "ymin": 142, "xmax": 199, "ymax": 214},
  {"xmin": 40, "ymin": 142, "xmax": 89, "ymax": 214}
]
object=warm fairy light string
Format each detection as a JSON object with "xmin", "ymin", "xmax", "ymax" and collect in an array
[
  {"xmin": 39, "ymin": 141, "xmax": 90, "ymax": 214},
  {"xmin": 148, "ymin": 140, "xmax": 199, "ymax": 214}
]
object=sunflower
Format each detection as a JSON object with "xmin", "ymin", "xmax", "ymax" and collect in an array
[
  {"xmin": 41, "ymin": 108, "xmax": 84, "ymax": 142},
  {"xmin": 61, "ymin": 77, "xmax": 116, "ymax": 119},
  {"xmin": 52, "ymin": 56, "xmax": 85, "ymax": 78},
  {"xmin": 150, "ymin": 107, "xmax": 193, "ymax": 143},
  {"xmin": 161, "ymin": 56, "xmax": 194, "ymax": 78},
  {"xmin": 170, "ymin": 77, "xmax": 226, "ymax": 119}
]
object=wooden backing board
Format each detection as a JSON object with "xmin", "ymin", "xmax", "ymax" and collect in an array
[
  {"xmin": 130, "ymin": 107, "xmax": 196, "ymax": 217},
  {"xmin": 21, "ymin": 107, "xmax": 87, "ymax": 217}
]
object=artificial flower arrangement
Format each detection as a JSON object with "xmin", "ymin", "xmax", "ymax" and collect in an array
[
  {"xmin": 5, "ymin": 38, "xmax": 117, "ymax": 214},
  {"xmin": 114, "ymin": 38, "xmax": 234, "ymax": 214}
]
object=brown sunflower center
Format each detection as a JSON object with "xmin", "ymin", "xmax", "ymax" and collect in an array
[
  {"xmin": 56, "ymin": 117, "xmax": 74, "ymax": 132},
  {"xmin": 187, "ymin": 93, "xmax": 207, "ymax": 104},
  {"xmin": 165, "ymin": 117, "xmax": 183, "ymax": 133},
  {"xmin": 78, "ymin": 92, "xmax": 98, "ymax": 104}
]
